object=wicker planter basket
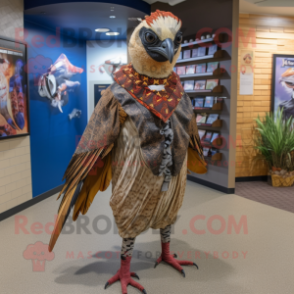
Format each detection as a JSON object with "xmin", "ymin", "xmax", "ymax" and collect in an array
[{"xmin": 268, "ymin": 170, "xmax": 294, "ymax": 187}]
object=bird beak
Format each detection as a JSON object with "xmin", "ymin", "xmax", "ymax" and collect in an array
[{"xmin": 148, "ymin": 38, "xmax": 175, "ymax": 63}]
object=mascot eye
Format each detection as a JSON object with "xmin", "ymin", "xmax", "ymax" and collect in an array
[
  {"xmin": 175, "ymin": 33, "xmax": 183, "ymax": 45},
  {"xmin": 145, "ymin": 32, "xmax": 156, "ymax": 43}
]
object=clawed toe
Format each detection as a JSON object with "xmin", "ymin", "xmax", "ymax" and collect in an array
[
  {"xmin": 178, "ymin": 260, "xmax": 199, "ymax": 269},
  {"xmin": 105, "ymin": 272, "xmax": 145, "ymax": 293},
  {"xmin": 181, "ymin": 270, "xmax": 185, "ymax": 278},
  {"xmin": 155, "ymin": 254, "xmax": 191, "ymax": 276},
  {"xmin": 104, "ymin": 282, "xmax": 109, "ymax": 290},
  {"xmin": 155, "ymin": 242, "xmax": 199, "ymax": 277},
  {"xmin": 131, "ymin": 272, "xmax": 140, "ymax": 280},
  {"xmin": 104, "ymin": 256, "xmax": 146, "ymax": 294}
]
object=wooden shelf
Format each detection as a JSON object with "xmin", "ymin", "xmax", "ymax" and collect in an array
[
  {"xmin": 201, "ymin": 137, "xmax": 223, "ymax": 148},
  {"xmin": 177, "ymin": 54, "xmax": 214, "ymax": 63},
  {"xmin": 198, "ymin": 119, "xmax": 222, "ymax": 129},
  {"xmin": 211, "ymin": 101, "xmax": 223, "ymax": 110},
  {"xmin": 212, "ymin": 152, "xmax": 222, "ymax": 161},
  {"xmin": 186, "ymin": 85, "xmax": 223, "ymax": 95},
  {"xmin": 193, "ymin": 102, "xmax": 224, "ymax": 112},
  {"xmin": 194, "ymin": 108, "xmax": 221, "ymax": 114},
  {"xmin": 176, "ymin": 50, "xmax": 224, "ymax": 64},
  {"xmin": 180, "ymin": 68, "xmax": 223, "ymax": 80},
  {"xmin": 180, "ymin": 72, "xmax": 213, "ymax": 78},
  {"xmin": 198, "ymin": 126, "xmax": 222, "ymax": 131},
  {"xmin": 204, "ymin": 153, "xmax": 223, "ymax": 163},
  {"xmin": 205, "ymin": 153, "xmax": 223, "ymax": 162},
  {"xmin": 181, "ymin": 38, "xmax": 215, "ymax": 48},
  {"xmin": 198, "ymin": 125, "xmax": 222, "ymax": 132}
]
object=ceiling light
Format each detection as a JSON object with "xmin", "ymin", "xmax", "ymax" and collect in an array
[
  {"xmin": 128, "ymin": 17, "xmax": 143, "ymax": 21},
  {"xmin": 106, "ymin": 32, "xmax": 120, "ymax": 36},
  {"xmin": 110, "ymin": 6, "xmax": 114, "ymax": 11},
  {"xmin": 143, "ymin": 0, "xmax": 187, "ymax": 5},
  {"xmin": 109, "ymin": 15, "xmax": 116, "ymax": 18},
  {"xmin": 95, "ymin": 28, "xmax": 110, "ymax": 32}
]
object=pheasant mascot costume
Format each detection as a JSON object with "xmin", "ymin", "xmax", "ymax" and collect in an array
[{"xmin": 49, "ymin": 10, "xmax": 207, "ymax": 294}]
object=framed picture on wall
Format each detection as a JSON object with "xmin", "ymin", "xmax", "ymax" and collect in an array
[
  {"xmin": 272, "ymin": 54, "xmax": 294, "ymax": 121},
  {"xmin": 0, "ymin": 36, "xmax": 29, "ymax": 140}
]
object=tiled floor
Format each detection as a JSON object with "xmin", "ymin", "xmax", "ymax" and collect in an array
[
  {"xmin": 1, "ymin": 181, "xmax": 294, "ymax": 294},
  {"xmin": 235, "ymin": 181, "xmax": 294, "ymax": 214}
]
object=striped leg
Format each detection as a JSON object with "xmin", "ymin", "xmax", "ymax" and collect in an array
[
  {"xmin": 155, "ymin": 225, "xmax": 199, "ymax": 277},
  {"xmin": 105, "ymin": 238, "xmax": 146, "ymax": 294},
  {"xmin": 121, "ymin": 238, "xmax": 135, "ymax": 259}
]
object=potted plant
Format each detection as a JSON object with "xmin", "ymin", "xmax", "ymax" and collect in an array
[{"xmin": 253, "ymin": 108, "xmax": 294, "ymax": 187}]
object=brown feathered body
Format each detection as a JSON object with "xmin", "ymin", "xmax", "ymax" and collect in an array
[
  {"xmin": 49, "ymin": 11, "xmax": 207, "ymax": 252},
  {"xmin": 49, "ymin": 79, "xmax": 206, "ymax": 251},
  {"xmin": 110, "ymin": 115, "xmax": 188, "ymax": 238}
]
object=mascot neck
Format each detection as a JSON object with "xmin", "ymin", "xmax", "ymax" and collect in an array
[
  {"xmin": 131, "ymin": 61, "xmax": 174, "ymax": 80},
  {"xmin": 131, "ymin": 64, "xmax": 172, "ymax": 82}
]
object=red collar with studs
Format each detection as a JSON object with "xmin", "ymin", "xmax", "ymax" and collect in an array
[{"xmin": 113, "ymin": 64, "xmax": 184, "ymax": 123}]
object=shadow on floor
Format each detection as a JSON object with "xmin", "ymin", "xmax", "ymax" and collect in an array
[{"xmin": 53, "ymin": 238, "xmax": 237, "ymax": 286}]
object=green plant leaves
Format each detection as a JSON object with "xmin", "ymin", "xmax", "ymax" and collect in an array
[{"xmin": 254, "ymin": 108, "xmax": 294, "ymax": 171}]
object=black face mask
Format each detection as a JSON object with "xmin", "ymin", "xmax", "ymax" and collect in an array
[{"xmin": 139, "ymin": 27, "xmax": 182, "ymax": 63}]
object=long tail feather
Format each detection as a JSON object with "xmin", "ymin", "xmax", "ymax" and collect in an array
[
  {"xmin": 50, "ymin": 102, "xmax": 128, "ymax": 252},
  {"xmin": 50, "ymin": 146, "xmax": 109, "ymax": 252},
  {"xmin": 49, "ymin": 188, "xmax": 75, "ymax": 252}
]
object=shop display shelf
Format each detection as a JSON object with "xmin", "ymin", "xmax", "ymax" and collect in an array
[
  {"xmin": 181, "ymin": 38, "xmax": 215, "ymax": 48},
  {"xmin": 201, "ymin": 137, "xmax": 223, "ymax": 148},
  {"xmin": 194, "ymin": 109, "xmax": 222, "ymax": 114},
  {"xmin": 204, "ymin": 152, "xmax": 223, "ymax": 162},
  {"xmin": 176, "ymin": 50, "xmax": 224, "ymax": 64},
  {"xmin": 186, "ymin": 85, "xmax": 223, "ymax": 95},
  {"xmin": 198, "ymin": 119, "xmax": 222, "ymax": 129},
  {"xmin": 198, "ymin": 127, "xmax": 222, "ymax": 133},
  {"xmin": 193, "ymin": 101, "xmax": 224, "ymax": 112},
  {"xmin": 180, "ymin": 72, "xmax": 214, "ymax": 79},
  {"xmin": 180, "ymin": 68, "xmax": 223, "ymax": 80}
]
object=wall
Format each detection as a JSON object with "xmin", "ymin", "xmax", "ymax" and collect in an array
[
  {"xmin": 86, "ymin": 40, "xmax": 127, "ymax": 119},
  {"xmin": 24, "ymin": 21, "xmax": 87, "ymax": 197},
  {"xmin": 0, "ymin": 0, "xmax": 23, "ymax": 37},
  {"xmin": 152, "ymin": 0, "xmax": 238, "ymax": 192},
  {"xmin": 0, "ymin": 0, "xmax": 33, "ymax": 214},
  {"xmin": 236, "ymin": 14, "xmax": 294, "ymax": 178}
]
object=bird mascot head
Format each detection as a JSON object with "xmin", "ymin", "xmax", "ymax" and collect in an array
[{"xmin": 128, "ymin": 10, "xmax": 182, "ymax": 79}]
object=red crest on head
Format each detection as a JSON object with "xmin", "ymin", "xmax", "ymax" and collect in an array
[{"xmin": 145, "ymin": 10, "xmax": 182, "ymax": 27}]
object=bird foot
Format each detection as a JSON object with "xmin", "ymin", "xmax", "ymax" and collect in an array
[
  {"xmin": 154, "ymin": 242, "xmax": 198, "ymax": 277},
  {"xmin": 105, "ymin": 256, "xmax": 146, "ymax": 294}
]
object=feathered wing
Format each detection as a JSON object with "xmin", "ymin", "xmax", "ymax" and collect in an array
[
  {"xmin": 188, "ymin": 113, "xmax": 207, "ymax": 174},
  {"xmin": 49, "ymin": 87, "xmax": 128, "ymax": 252}
]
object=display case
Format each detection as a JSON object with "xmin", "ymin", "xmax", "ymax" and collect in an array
[{"xmin": 177, "ymin": 34, "xmax": 230, "ymax": 166}]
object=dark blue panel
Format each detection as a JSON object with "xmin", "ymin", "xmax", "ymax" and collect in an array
[
  {"xmin": 24, "ymin": 21, "xmax": 88, "ymax": 197},
  {"xmin": 23, "ymin": 17, "xmax": 130, "ymax": 41},
  {"xmin": 24, "ymin": 0, "xmax": 150, "ymax": 14}
]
